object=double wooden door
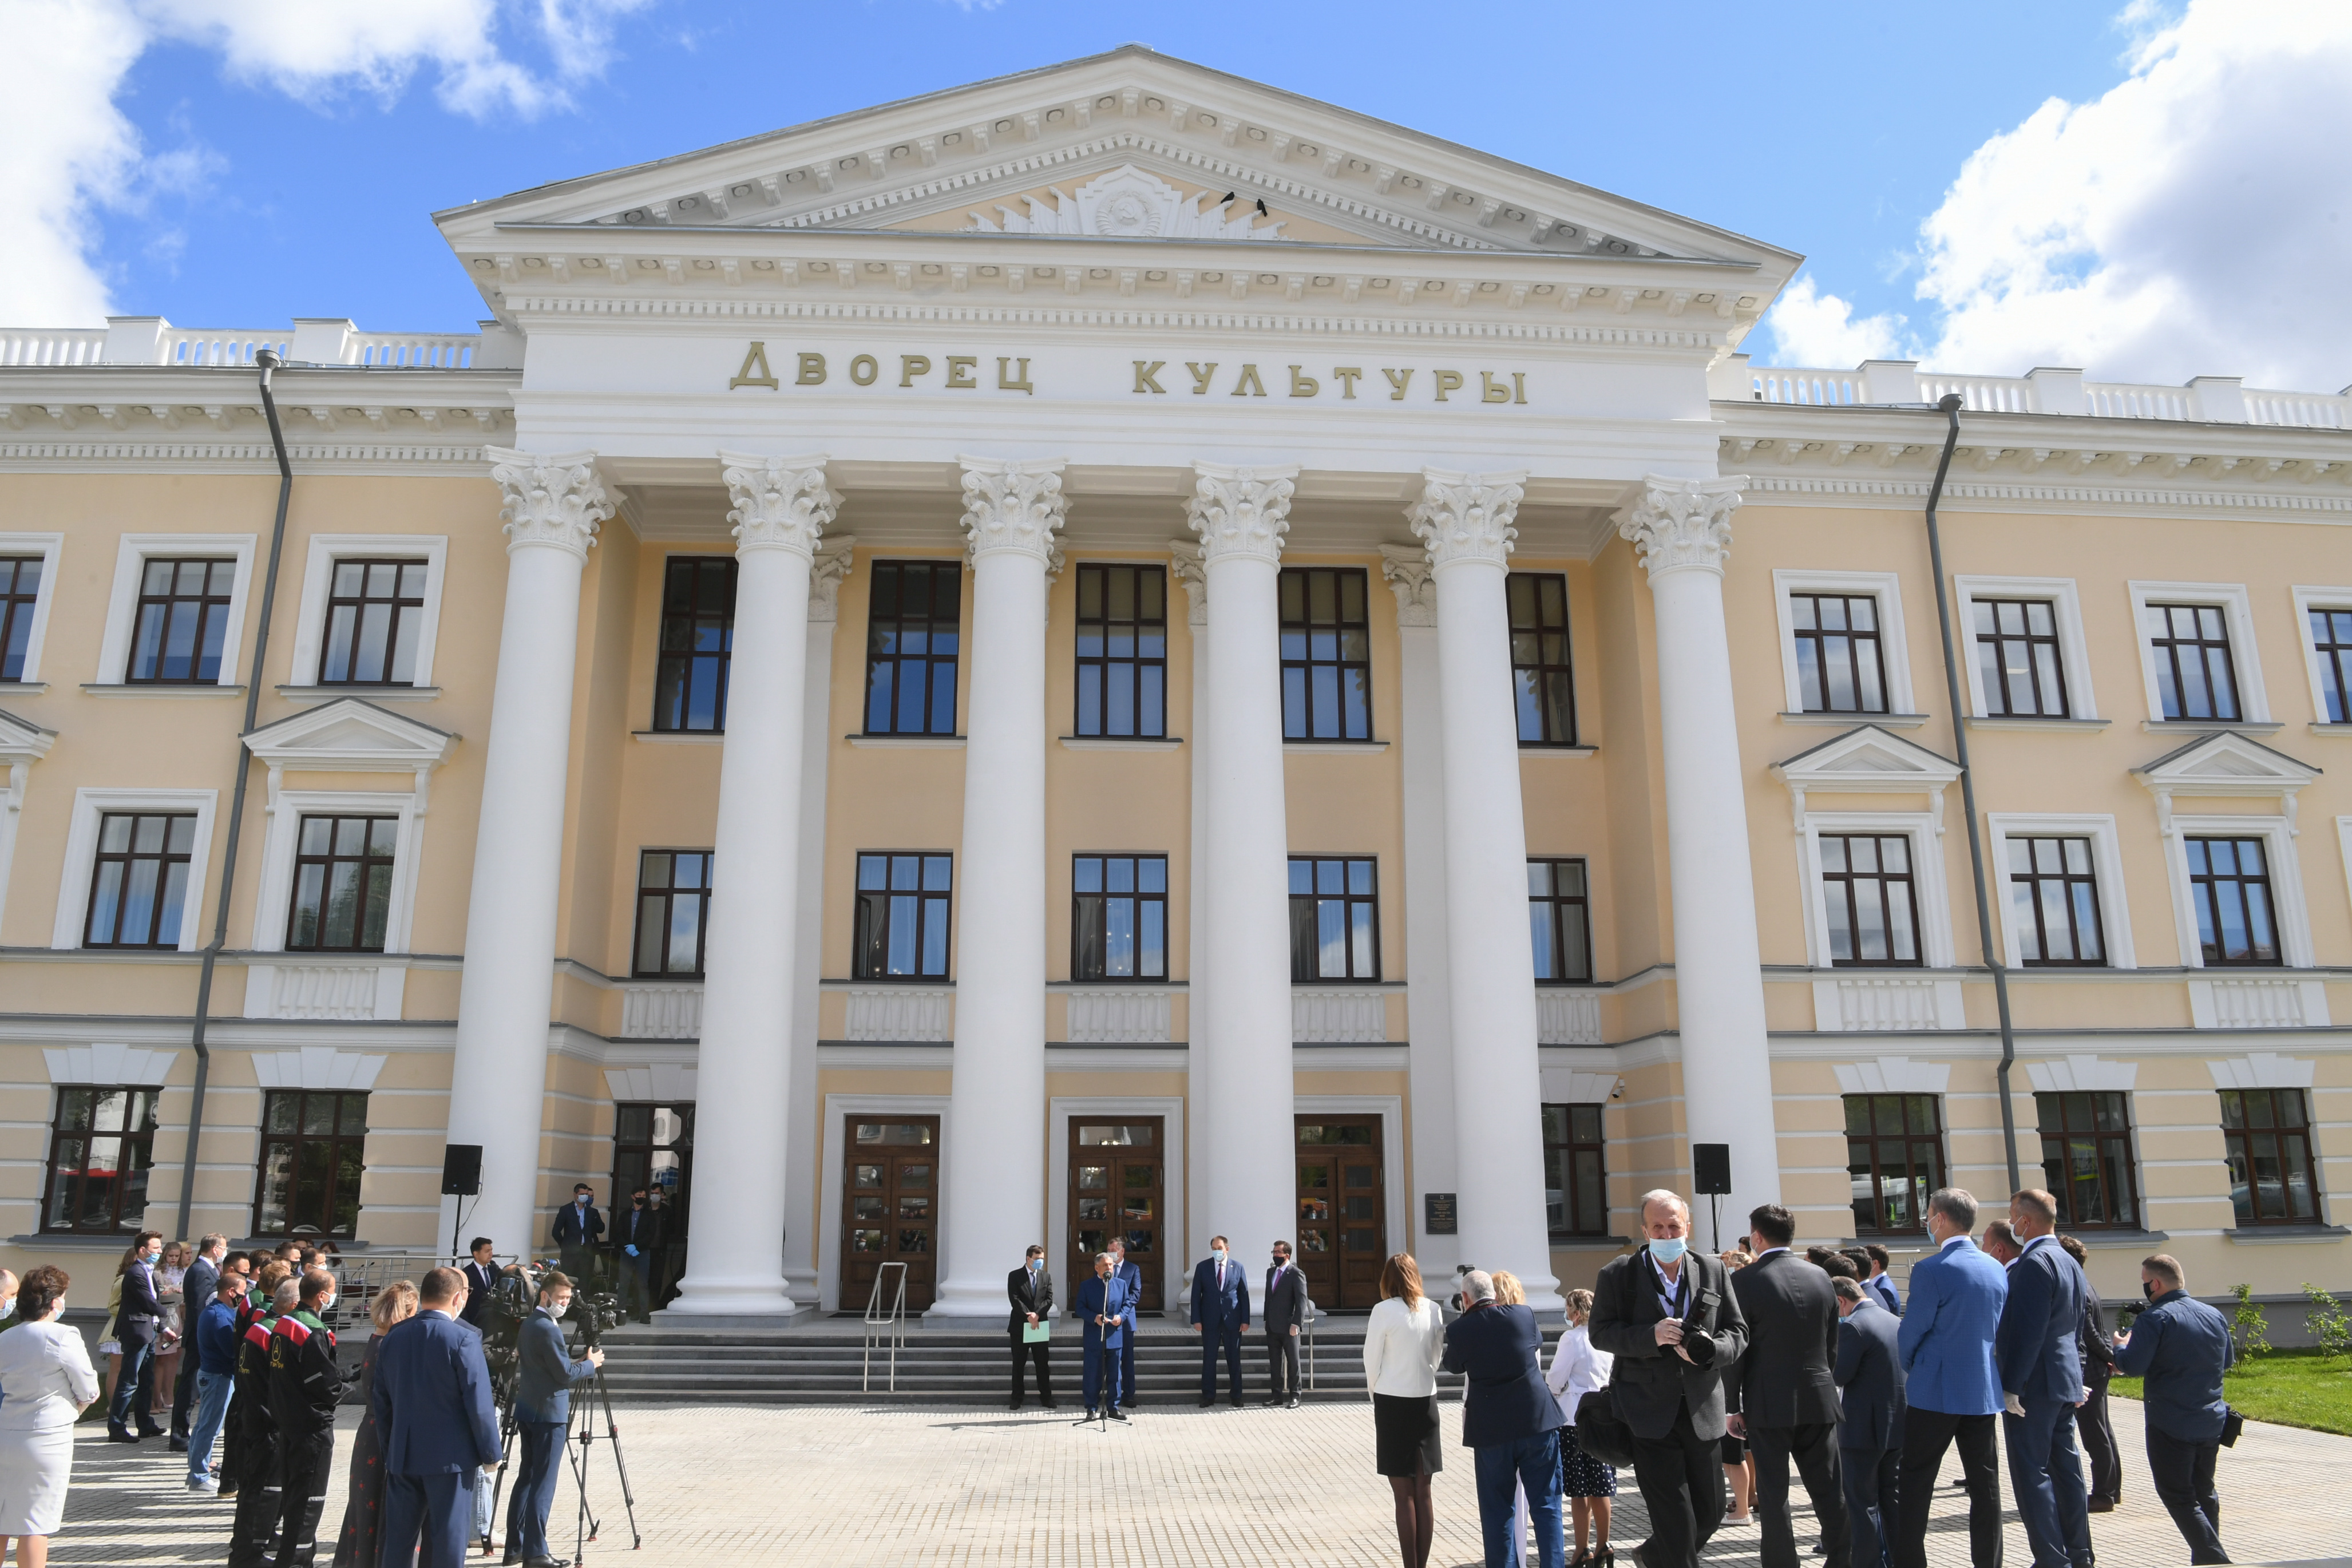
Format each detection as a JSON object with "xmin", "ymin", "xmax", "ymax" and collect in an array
[
  {"xmin": 1295, "ymin": 1115, "xmax": 1385, "ymax": 1309},
  {"xmin": 1069, "ymin": 1118, "xmax": 1164, "ymax": 1309},
  {"xmin": 842, "ymin": 1116, "xmax": 939, "ymax": 1312}
]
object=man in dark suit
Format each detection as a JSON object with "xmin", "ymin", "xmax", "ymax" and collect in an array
[
  {"xmin": 1188, "ymin": 1234, "xmax": 1250, "ymax": 1408},
  {"xmin": 170, "ymin": 1232, "xmax": 227, "ymax": 1447},
  {"xmin": 2057, "ymin": 1234, "xmax": 2119, "ymax": 1512},
  {"xmin": 374, "ymin": 1266, "xmax": 503, "ymax": 1568},
  {"xmin": 1075, "ymin": 1253, "xmax": 1132, "ymax": 1421},
  {"xmin": 551, "ymin": 1183, "xmax": 604, "ymax": 1283},
  {"xmin": 1729, "ymin": 1205, "xmax": 1850, "ymax": 1568},
  {"xmin": 508, "ymin": 1270, "xmax": 603, "ymax": 1567},
  {"xmin": 1106, "ymin": 1237, "xmax": 1145, "ymax": 1410},
  {"xmin": 2113, "ymin": 1253, "xmax": 2234, "ymax": 1565},
  {"xmin": 1442, "ymin": 1269, "xmax": 1566, "ymax": 1568},
  {"xmin": 1996, "ymin": 1189, "xmax": 2094, "ymax": 1568},
  {"xmin": 1863, "ymin": 1245, "xmax": 1902, "ymax": 1317},
  {"xmin": 458, "ymin": 1237, "xmax": 504, "ymax": 1329},
  {"xmin": 614, "ymin": 1188, "xmax": 663, "ymax": 1323},
  {"xmin": 109, "ymin": 1231, "xmax": 167, "ymax": 1440},
  {"xmin": 1262, "ymin": 1239, "xmax": 1308, "ymax": 1409},
  {"xmin": 1588, "ymin": 1189, "xmax": 1751, "ymax": 1568},
  {"xmin": 1894, "ymin": 1187, "xmax": 2008, "ymax": 1568},
  {"xmin": 1834, "ymin": 1276, "xmax": 1907, "ymax": 1568},
  {"xmin": 1007, "ymin": 1244, "xmax": 1055, "ymax": 1409}
]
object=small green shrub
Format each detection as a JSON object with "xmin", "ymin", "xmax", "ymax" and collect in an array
[
  {"xmin": 2303, "ymin": 1282, "xmax": 2352, "ymax": 1359},
  {"xmin": 2232, "ymin": 1282, "xmax": 2272, "ymax": 1359}
]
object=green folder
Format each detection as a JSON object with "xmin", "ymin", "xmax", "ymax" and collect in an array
[{"xmin": 1022, "ymin": 1320, "xmax": 1051, "ymax": 1343}]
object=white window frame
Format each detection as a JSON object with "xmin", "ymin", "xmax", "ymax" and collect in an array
[
  {"xmin": 2157, "ymin": 810, "xmax": 2314, "ymax": 970},
  {"xmin": 0, "ymin": 533, "xmax": 64, "ymax": 686},
  {"xmin": 52, "ymin": 786, "xmax": 219, "ymax": 951},
  {"xmin": 1983, "ymin": 813, "xmax": 2136, "ymax": 969},
  {"xmin": 1951, "ymin": 575, "xmax": 2098, "ymax": 720},
  {"xmin": 2290, "ymin": 585, "xmax": 2352, "ymax": 726},
  {"xmin": 94, "ymin": 533, "xmax": 258, "ymax": 688},
  {"xmin": 1795, "ymin": 810, "xmax": 1957, "ymax": 970},
  {"xmin": 248, "ymin": 789, "xmax": 426, "ymax": 957},
  {"xmin": 285, "ymin": 534, "xmax": 450, "ymax": 691},
  {"xmin": 2127, "ymin": 580, "xmax": 2270, "ymax": 724},
  {"xmin": 1771, "ymin": 569, "xmax": 1919, "ymax": 719}
]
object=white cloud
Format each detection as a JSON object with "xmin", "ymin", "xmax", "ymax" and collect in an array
[
  {"xmin": 0, "ymin": 0, "xmax": 648, "ymax": 324},
  {"xmin": 1755, "ymin": 276, "xmax": 1908, "ymax": 369}
]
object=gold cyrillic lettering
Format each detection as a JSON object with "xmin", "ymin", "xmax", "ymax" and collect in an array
[
  {"xmin": 1482, "ymin": 371, "xmax": 1511, "ymax": 404},
  {"xmin": 997, "ymin": 357, "xmax": 1034, "ymax": 394},
  {"xmin": 1186, "ymin": 362, "xmax": 1218, "ymax": 394},
  {"xmin": 1513, "ymin": 371, "xmax": 1527, "ymax": 405},
  {"xmin": 1382, "ymin": 368, "xmax": 1413, "ymax": 401},
  {"xmin": 1434, "ymin": 369, "xmax": 1464, "ymax": 402},
  {"xmin": 796, "ymin": 353, "xmax": 826, "ymax": 385},
  {"xmin": 1232, "ymin": 363, "xmax": 1267, "ymax": 397},
  {"xmin": 728, "ymin": 342, "xmax": 779, "ymax": 390},
  {"xmin": 1333, "ymin": 367, "xmax": 1363, "ymax": 400},
  {"xmin": 1288, "ymin": 365, "xmax": 1319, "ymax": 398},
  {"xmin": 945, "ymin": 355, "xmax": 977, "ymax": 389},
  {"xmin": 850, "ymin": 354, "xmax": 879, "ymax": 386},
  {"xmin": 899, "ymin": 354, "xmax": 932, "ymax": 387},
  {"xmin": 1134, "ymin": 360, "xmax": 1168, "ymax": 394}
]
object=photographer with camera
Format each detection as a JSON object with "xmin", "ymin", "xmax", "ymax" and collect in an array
[{"xmin": 509, "ymin": 1270, "xmax": 605, "ymax": 1568}]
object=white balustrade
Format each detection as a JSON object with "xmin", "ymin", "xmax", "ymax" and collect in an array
[
  {"xmin": 620, "ymin": 984, "xmax": 704, "ymax": 1040},
  {"xmin": 1065, "ymin": 988, "xmax": 1172, "ymax": 1043},
  {"xmin": 350, "ymin": 333, "xmax": 478, "ymax": 368},
  {"xmin": 1291, "ymin": 988, "xmax": 1389, "ymax": 1043},
  {"xmin": 2242, "ymin": 390, "xmax": 2350, "ymax": 430},
  {"xmin": 271, "ymin": 964, "xmax": 383, "ymax": 1021},
  {"xmin": 1534, "ymin": 989, "xmax": 1602, "ymax": 1046},
  {"xmin": 1917, "ymin": 374, "xmax": 2037, "ymax": 413},
  {"xmin": 1747, "ymin": 368, "xmax": 1866, "ymax": 406},
  {"xmin": 0, "ymin": 330, "xmax": 105, "ymax": 366},
  {"xmin": 160, "ymin": 332, "xmax": 291, "ymax": 367},
  {"xmin": 2201, "ymin": 977, "xmax": 2314, "ymax": 1029},
  {"xmin": 844, "ymin": 987, "xmax": 952, "ymax": 1042},
  {"xmin": 1818, "ymin": 976, "xmax": 1959, "ymax": 1032},
  {"xmin": 2082, "ymin": 382, "xmax": 2192, "ymax": 420}
]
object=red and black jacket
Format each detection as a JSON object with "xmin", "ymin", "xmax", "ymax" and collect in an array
[{"xmin": 268, "ymin": 1309, "xmax": 345, "ymax": 1440}]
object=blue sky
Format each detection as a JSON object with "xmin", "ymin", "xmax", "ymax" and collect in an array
[{"xmin": 14, "ymin": 1, "xmax": 2351, "ymax": 387}]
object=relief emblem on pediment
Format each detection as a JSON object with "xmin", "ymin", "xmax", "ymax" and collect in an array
[{"xmin": 963, "ymin": 164, "xmax": 1288, "ymax": 242}]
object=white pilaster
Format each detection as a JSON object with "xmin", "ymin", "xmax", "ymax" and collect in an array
[
  {"xmin": 928, "ymin": 457, "xmax": 1066, "ymax": 1319},
  {"xmin": 1408, "ymin": 470, "xmax": 1561, "ymax": 1311},
  {"xmin": 1618, "ymin": 474, "xmax": 1781, "ymax": 1225},
  {"xmin": 667, "ymin": 454, "xmax": 839, "ymax": 1317},
  {"xmin": 445, "ymin": 450, "xmax": 612, "ymax": 1254},
  {"xmin": 1170, "ymin": 534, "xmax": 1210, "ymax": 1297},
  {"xmin": 1187, "ymin": 464, "xmax": 1298, "ymax": 1269}
]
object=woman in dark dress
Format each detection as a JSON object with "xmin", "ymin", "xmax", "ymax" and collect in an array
[{"xmin": 332, "ymin": 1281, "xmax": 418, "ymax": 1568}]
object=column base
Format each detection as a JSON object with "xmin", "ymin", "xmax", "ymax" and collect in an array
[
  {"xmin": 662, "ymin": 1271, "xmax": 801, "ymax": 1318},
  {"xmin": 921, "ymin": 1275, "xmax": 1019, "ymax": 1324}
]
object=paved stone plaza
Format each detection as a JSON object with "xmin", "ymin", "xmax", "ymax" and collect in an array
[{"xmin": 44, "ymin": 1396, "xmax": 2352, "ymax": 1567}]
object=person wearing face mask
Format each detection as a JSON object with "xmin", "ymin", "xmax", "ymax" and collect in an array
[
  {"xmin": 1891, "ymin": 1188, "xmax": 2007, "ymax": 1568},
  {"xmin": 1586, "ymin": 1190, "xmax": 1749, "ymax": 1568},
  {"xmin": 2112, "ymin": 1253, "xmax": 2233, "ymax": 1565},
  {"xmin": 1262, "ymin": 1241, "xmax": 1308, "ymax": 1410},
  {"xmin": 1106, "ymin": 1238, "xmax": 1145, "ymax": 1412},
  {"xmin": 1188, "ymin": 1237, "xmax": 1252, "ymax": 1408},
  {"xmin": 1006, "ymin": 1245, "xmax": 1056, "ymax": 1411},
  {"xmin": 615, "ymin": 1189, "xmax": 662, "ymax": 1325},
  {"xmin": 1077, "ymin": 1253, "xmax": 1132, "ymax": 1422},
  {"xmin": 551, "ymin": 1184, "xmax": 605, "ymax": 1287},
  {"xmin": 106, "ymin": 1231, "xmax": 167, "ymax": 1442},
  {"xmin": 267, "ymin": 1269, "xmax": 349, "ymax": 1568}
]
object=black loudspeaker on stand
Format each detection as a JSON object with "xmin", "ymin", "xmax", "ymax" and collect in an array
[
  {"xmin": 1693, "ymin": 1143, "xmax": 1732, "ymax": 1255},
  {"xmin": 442, "ymin": 1143, "xmax": 483, "ymax": 1260}
]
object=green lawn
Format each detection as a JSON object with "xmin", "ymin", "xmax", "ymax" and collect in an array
[{"xmin": 2111, "ymin": 1347, "xmax": 2352, "ymax": 1437}]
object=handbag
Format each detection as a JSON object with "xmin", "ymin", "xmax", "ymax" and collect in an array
[
  {"xmin": 1573, "ymin": 1387, "xmax": 1638, "ymax": 1467},
  {"xmin": 2219, "ymin": 1405, "xmax": 2244, "ymax": 1447}
]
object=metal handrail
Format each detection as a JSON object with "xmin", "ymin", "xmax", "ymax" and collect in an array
[
  {"xmin": 861, "ymin": 1263, "xmax": 908, "ymax": 1393},
  {"xmin": 1303, "ymin": 1298, "xmax": 1317, "ymax": 1392}
]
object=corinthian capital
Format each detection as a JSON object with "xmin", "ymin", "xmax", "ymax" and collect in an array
[
  {"xmin": 1618, "ymin": 474, "xmax": 1748, "ymax": 579},
  {"xmin": 487, "ymin": 448, "xmax": 613, "ymax": 559},
  {"xmin": 1167, "ymin": 537, "xmax": 1209, "ymax": 626},
  {"xmin": 720, "ymin": 451, "xmax": 840, "ymax": 557},
  {"xmin": 1378, "ymin": 543, "xmax": 1437, "ymax": 628},
  {"xmin": 958, "ymin": 456, "xmax": 1068, "ymax": 564},
  {"xmin": 1186, "ymin": 462, "xmax": 1297, "ymax": 565},
  {"xmin": 1407, "ymin": 468, "xmax": 1526, "ymax": 572},
  {"xmin": 809, "ymin": 534, "xmax": 857, "ymax": 624}
]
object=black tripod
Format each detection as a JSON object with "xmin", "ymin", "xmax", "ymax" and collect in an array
[
  {"xmin": 1070, "ymin": 1337, "xmax": 1130, "ymax": 1434},
  {"xmin": 563, "ymin": 1357, "xmax": 642, "ymax": 1559}
]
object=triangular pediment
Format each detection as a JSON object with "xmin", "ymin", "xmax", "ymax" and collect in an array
[
  {"xmin": 1773, "ymin": 726, "xmax": 1963, "ymax": 793},
  {"xmin": 244, "ymin": 698, "xmax": 457, "ymax": 773},
  {"xmin": 2133, "ymin": 731, "xmax": 2319, "ymax": 796},
  {"xmin": 0, "ymin": 707, "xmax": 57, "ymax": 765}
]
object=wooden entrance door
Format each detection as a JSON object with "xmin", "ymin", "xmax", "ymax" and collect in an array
[
  {"xmin": 842, "ymin": 1115, "xmax": 939, "ymax": 1312},
  {"xmin": 1069, "ymin": 1117, "xmax": 1164, "ymax": 1310},
  {"xmin": 1295, "ymin": 1115, "xmax": 1385, "ymax": 1310}
]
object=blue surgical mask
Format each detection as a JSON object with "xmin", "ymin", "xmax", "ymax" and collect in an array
[
  {"xmin": 1027, "ymin": 1260, "xmax": 1040, "ymax": 1274},
  {"xmin": 1649, "ymin": 1237, "xmax": 1688, "ymax": 1264},
  {"xmin": 1213, "ymin": 1249, "xmax": 1228, "ymax": 1264}
]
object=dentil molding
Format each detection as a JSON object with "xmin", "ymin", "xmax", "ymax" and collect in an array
[
  {"xmin": 719, "ymin": 450, "xmax": 840, "ymax": 556},
  {"xmin": 1187, "ymin": 462, "xmax": 1297, "ymax": 564},
  {"xmin": 957, "ymin": 456, "xmax": 1069, "ymax": 563},
  {"xmin": 1618, "ymin": 473, "xmax": 1747, "ymax": 579},
  {"xmin": 1407, "ymin": 466, "xmax": 1525, "ymax": 571},
  {"xmin": 487, "ymin": 448, "xmax": 615, "ymax": 559},
  {"xmin": 1378, "ymin": 543, "xmax": 1436, "ymax": 627}
]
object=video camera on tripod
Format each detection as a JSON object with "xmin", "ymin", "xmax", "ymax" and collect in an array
[{"xmin": 480, "ymin": 1258, "xmax": 641, "ymax": 1559}]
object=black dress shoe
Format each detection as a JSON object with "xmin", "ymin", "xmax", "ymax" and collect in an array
[
  {"xmin": 525, "ymin": 1557, "xmax": 570, "ymax": 1568},
  {"xmin": 168, "ymin": 1438, "xmax": 188, "ymax": 1452},
  {"xmin": 1228, "ymin": 1396, "xmax": 1245, "ymax": 1408},
  {"xmin": 1108, "ymin": 1408, "xmax": 1128, "ymax": 1422},
  {"xmin": 1285, "ymin": 1396, "xmax": 1300, "ymax": 1409},
  {"xmin": 1042, "ymin": 1399, "xmax": 1058, "ymax": 1409},
  {"xmin": 1198, "ymin": 1396, "xmax": 1214, "ymax": 1407},
  {"xmin": 1008, "ymin": 1400, "xmax": 1023, "ymax": 1410},
  {"xmin": 106, "ymin": 1428, "xmax": 138, "ymax": 1443}
]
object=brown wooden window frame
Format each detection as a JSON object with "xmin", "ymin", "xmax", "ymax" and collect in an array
[
  {"xmin": 852, "ymin": 852, "xmax": 953, "ymax": 980},
  {"xmin": 1289, "ymin": 855, "xmax": 1380, "ymax": 981},
  {"xmin": 2186, "ymin": 836, "xmax": 2280, "ymax": 967},
  {"xmin": 633, "ymin": 850, "xmax": 712, "ymax": 978},
  {"xmin": 1541, "ymin": 1103, "xmax": 1609, "ymax": 1239},
  {"xmin": 85, "ymin": 811, "xmax": 197, "ymax": 949},
  {"xmin": 2219, "ymin": 1087, "xmax": 2322, "ymax": 1228},
  {"xmin": 1073, "ymin": 564, "xmax": 1167, "ymax": 738},
  {"xmin": 652, "ymin": 556, "xmax": 736, "ymax": 733},
  {"xmin": 1278, "ymin": 567, "xmax": 1373, "ymax": 741},
  {"xmin": 1845, "ymin": 1092, "xmax": 1946, "ymax": 1236},
  {"xmin": 286, "ymin": 814, "xmax": 398, "ymax": 953},
  {"xmin": 1791, "ymin": 591, "xmax": 1890, "ymax": 715},
  {"xmin": 2006, "ymin": 835, "xmax": 2105, "ymax": 966},
  {"xmin": 2145, "ymin": 601, "xmax": 2242, "ymax": 721},
  {"xmin": 252, "ymin": 1088, "xmax": 369, "ymax": 1239},
  {"xmin": 39, "ymin": 1086, "xmax": 160, "ymax": 1235},
  {"xmin": 1527, "ymin": 857, "xmax": 1593, "ymax": 983},
  {"xmin": 2034, "ymin": 1090, "xmax": 2140, "ymax": 1230},
  {"xmin": 0, "ymin": 555, "xmax": 43, "ymax": 683},
  {"xmin": 128, "ymin": 557, "xmax": 237, "ymax": 685},
  {"xmin": 2309, "ymin": 605, "xmax": 2352, "ymax": 724},
  {"xmin": 1819, "ymin": 832, "xmax": 1923, "ymax": 968},
  {"xmin": 1072, "ymin": 853, "xmax": 1168, "ymax": 981},
  {"xmin": 862, "ymin": 560, "xmax": 962, "ymax": 737},
  {"xmin": 319, "ymin": 557, "xmax": 429, "ymax": 686},
  {"xmin": 1508, "ymin": 571, "xmax": 1578, "ymax": 745},
  {"xmin": 1973, "ymin": 597, "xmax": 2070, "ymax": 718}
]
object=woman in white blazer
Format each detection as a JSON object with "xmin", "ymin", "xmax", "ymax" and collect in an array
[
  {"xmin": 1546, "ymin": 1287, "xmax": 1617, "ymax": 1568},
  {"xmin": 0, "ymin": 1265, "xmax": 100, "ymax": 1566},
  {"xmin": 1362, "ymin": 1253, "xmax": 1447, "ymax": 1568}
]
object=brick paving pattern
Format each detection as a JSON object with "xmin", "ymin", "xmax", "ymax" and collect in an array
[{"xmin": 40, "ymin": 1395, "xmax": 2351, "ymax": 1566}]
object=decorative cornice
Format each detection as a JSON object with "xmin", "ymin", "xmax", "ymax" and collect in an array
[
  {"xmin": 1619, "ymin": 473, "xmax": 1746, "ymax": 580},
  {"xmin": 1406, "ymin": 467, "xmax": 1524, "ymax": 572},
  {"xmin": 957, "ymin": 456, "xmax": 1068, "ymax": 564},
  {"xmin": 718, "ymin": 450, "xmax": 838, "ymax": 557},
  {"xmin": 1186, "ymin": 462, "xmax": 1297, "ymax": 565},
  {"xmin": 809, "ymin": 534, "xmax": 857, "ymax": 623},
  {"xmin": 1739, "ymin": 469, "xmax": 2352, "ymax": 518},
  {"xmin": 1377, "ymin": 543, "xmax": 1436, "ymax": 627},
  {"xmin": 1167, "ymin": 536, "xmax": 1208, "ymax": 627},
  {"xmin": 486, "ymin": 447, "xmax": 613, "ymax": 559}
]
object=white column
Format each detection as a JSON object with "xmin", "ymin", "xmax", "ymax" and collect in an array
[
  {"xmin": 445, "ymin": 450, "xmax": 612, "ymax": 1254},
  {"xmin": 1409, "ymin": 469, "xmax": 1562, "ymax": 1312},
  {"xmin": 785, "ymin": 534, "xmax": 854, "ymax": 1307},
  {"xmin": 1380, "ymin": 545, "xmax": 1461, "ymax": 1284},
  {"xmin": 1187, "ymin": 464, "xmax": 1298, "ymax": 1268},
  {"xmin": 1618, "ymin": 474, "xmax": 1781, "ymax": 1223},
  {"xmin": 927, "ymin": 457, "xmax": 1066, "ymax": 1319},
  {"xmin": 1169, "ymin": 536, "xmax": 1210, "ymax": 1297},
  {"xmin": 667, "ymin": 455, "xmax": 839, "ymax": 1316}
]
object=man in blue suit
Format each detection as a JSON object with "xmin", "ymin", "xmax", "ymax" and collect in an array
[
  {"xmin": 1834, "ymin": 1277, "xmax": 1907, "ymax": 1568},
  {"xmin": 1075, "ymin": 1253, "xmax": 1132, "ymax": 1422},
  {"xmin": 508, "ymin": 1270, "xmax": 604, "ymax": 1566},
  {"xmin": 1893, "ymin": 1187, "xmax": 2008, "ymax": 1568},
  {"xmin": 1188, "ymin": 1234, "xmax": 1250, "ymax": 1407},
  {"xmin": 1996, "ymin": 1189, "xmax": 2094, "ymax": 1568},
  {"xmin": 1106, "ymin": 1237, "xmax": 1145, "ymax": 1410},
  {"xmin": 374, "ymin": 1266, "xmax": 503, "ymax": 1568}
]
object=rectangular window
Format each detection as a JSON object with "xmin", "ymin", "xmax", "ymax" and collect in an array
[
  {"xmin": 128, "ymin": 558, "xmax": 236, "ymax": 684},
  {"xmin": 0, "ymin": 556, "xmax": 42, "ymax": 682},
  {"xmin": 1508, "ymin": 572, "xmax": 1577, "ymax": 744},
  {"xmin": 1074, "ymin": 565, "xmax": 1167, "ymax": 738},
  {"xmin": 254, "ymin": 1089, "xmax": 369, "ymax": 1238},
  {"xmin": 2034, "ymin": 1091, "xmax": 2139, "ymax": 1230},
  {"xmin": 1278, "ymin": 567, "xmax": 1372, "ymax": 741},
  {"xmin": 39, "ymin": 1087, "xmax": 160, "ymax": 1234},
  {"xmin": 287, "ymin": 815, "xmax": 397, "ymax": 953},
  {"xmin": 853, "ymin": 853, "xmax": 952, "ymax": 979},
  {"xmin": 652, "ymin": 556, "xmax": 736, "ymax": 732},
  {"xmin": 633, "ymin": 851, "xmax": 712, "ymax": 977},
  {"xmin": 2145, "ymin": 603, "xmax": 2241, "ymax": 720},
  {"xmin": 2219, "ymin": 1087, "xmax": 2321, "ymax": 1226},
  {"xmin": 318, "ymin": 559, "xmax": 428, "ymax": 686},
  {"xmin": 1973, "ymin": 598, "xmax": 2070, "ymax": 718},
  {"xmin": 1846, "ymin": 1093, "xmax": 1945, "ymax": 1234},
  {"xmin": 1289, "ymin": 856, "xmax": 1379, "ymax": 981},
  {"xmin": 2310, "ymin": 607, "xmax": 2352, "ymax": 724},
  {"xmin": 1791, "ymin": 592, "xmax": 1888, "ymax": 714},
  {"xmin": 1820, "ymin": 833, "xmax": 1921, "ymax": 967},
  {"xmin": 2186, "ymin": 837, "xmax": 2279, "ymax": 966},
  {"xmin": 85, "ymin": 812, "xmax": 196, "ymax": 948},
  {"xmin": 1072, "ymin": 854, "xmax": 1167, "ymax": 980},
  {"xmin": 1527, "ymin": 858, "xmax": 1593, "ymax": 982},
  {"xmin": 1541, "ymin": 1103, "xmax": 1608, "ymax": 1238},
  {"xmin": 2006, "ymin": 836, "xmax": 2104, "ymax": 965},
  {"xmin": 864, "ymin": 560, "xmax": 961, "ymax": 735}
]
